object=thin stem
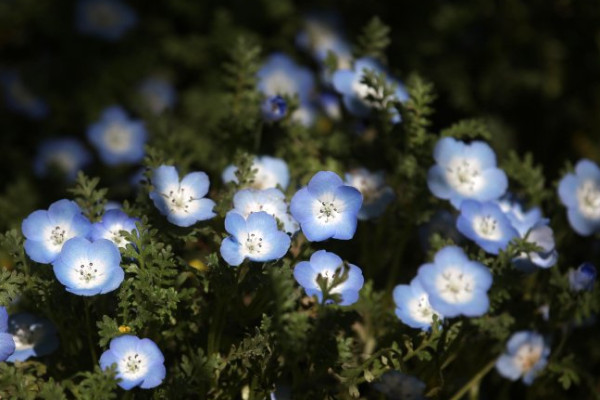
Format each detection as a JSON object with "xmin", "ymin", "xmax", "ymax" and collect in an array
[
  {"xmin": 84, "ymin": 299, "xmax": 98, "ymax": 366},
  {"xmin": 448, "ymin": 359, "xmax": 496, "ymax": 400}
]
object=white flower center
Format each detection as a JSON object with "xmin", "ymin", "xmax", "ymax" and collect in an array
[
  {"xmin": 472, "ymin": 215, "xmax": 502, "ymax": 240},
  {"xmin": 48, "ymin": 151, "xmax": 77, "ymax": 173},
  {"xmin": 104, "ymin": 123, "xmax": 132, "ymax": 153},
  {"xmin": 242, "ymin": 231, "xmax": 269, "ymax": 256},
  {"xmin": 162, "ymin": 186, "xmax": 196, "ymax": 216},
  {"xmin": 352, "ymin": 78, "xmax": 389, "ymax": 109},
  {"xmin": 263, "ymin": 71, "xmax": 297, "ymax": 97},
  {"xmin": 12, "ymin": 327, "xmax": 35, "ymax": 352},
  {"xmin": 577, "ymin": 180, "xmax": 600, "ymax": 219},
  {"xmin": 251, "ymin": 165, "xmax": 278, "ymax": 190},
  {"xmin": 49, "ymin": 225, "xmax": 68, "ymax": 246},
  {"xmin": 514, "ymin": 343, "xmax": 543, "ymax": 373},
  {"xmin": 312, "ymin": 194, "xmax": 344, "ymax": 224},
  {"xmin": 408, "ymin": 294, "xmax": 439, "ymax": 324},
  {"xmin": 108, "ymin": 227, "xmax": 126, "ymax": 247},
  {"xmin": 435, "ymin": 267, "xmax": 476, "ymax": 304},
  {"xmin": 77, "ymin": 261, "xmax": 102, "ymax": 284},
  {"xmin": 445, "ymin": 158, "xmax": 483, "ymax": 195},
  {"xmin": 119, "ymin": 352, "xmax": 148, "ymax": 380}
]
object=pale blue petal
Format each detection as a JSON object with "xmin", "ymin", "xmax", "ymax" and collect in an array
[
  {"xmin": 24, "ymin": 240, "xmax": 56, "ymax": 264},
  {"xmin": 140, "ymin": 363, "xmax": 166, "ymax": 389},
  {"xmin": 495, "ymin": 355, "xmax": 521, "ymax": 381},
  {"xmin": 152, "ymin": 165, "xmax": 179, "ymax": 193},
  {"xmin": 225, "ymin": 212, "xmax": 247, "ymax": 237},
  {"xmin": 567, "ymin": 209, "xmax": 597, "ymax": 236},
  {"xmin": 306, "ymin": 171, "xmax": 343, "ymax": 197},
  {"xmin": 21, "ymin": 210, "xmax": 51, "ymax": 241},
  {"xmin": 557, "ymin": 174, "xmax": 578, "ymax": 207},
  {"xmin": 181, "ymin": 172, "xmax": 210, "ymax": 198},
  {"xmin": 290, "ymin": 188, "xmax": 316, "ymax": 223},
  {"xmin": 220, "ymin": 237, "xmax": 244, "ymax": 266},
  {"xmin": 294, "ymin": 262, "xmax": 318, "ymax": 291},
  {"xmin": 427, "ymin": 165, "xmax": 453, "ymax": 200}
]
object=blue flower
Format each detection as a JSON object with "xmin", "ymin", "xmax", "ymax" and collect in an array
[
  {"xmin": 7, "ymin": 312, "xmax": 59, "ymax": 362},
  {"xmin": 222, "ymin": 156, "xmax": 290, "ymax": 190},
  {"xmin": 220, "ymin": 211, "xmax": 291, "ymax": 266},
  {"xmin": 87, "ymin": 105, "xmax": 147, "ymax": 165},
  {"xmin": 497, "ymin": 196, "xmax": 545, "ymax": 237},
  {"xmin": 90, "ymin": 209, "xmax": 138, "ymax": 248},
  {"xmin": 257, "ymin": 54, "xmax": 315, "ymax": 104},
  {"xmin": 417, "ymin": 246, "xmax": 492, "ymax": 317},
  {"xmin": 290, "ymin": 171, "xmax": 362, "ymax": 241},
  {"xmin": 34, "ymin": 138, "xmax": 92, "ymax": 181},
  {"xmin": 99, "ymin": 335, "xmax": 165, "ymax": 390},
  {"xmin": 373, "ymin": 371, "xmax": 426, "ymax": 400},
  {"xmin": 76, "ymin": 0, "xmax": 137, "ymax": 41},
  {"xmin": 495, "ymin": 331, "xmax": 550, "ymax": 385},
  {"xmin": 345, "ymin": 168, "xmax": 394, "ymax": 220},
  {"xmin": 393, "ymin": 278, "xmax": 443, "ymax": 331},
  {"xmin": 293, "ymin": 250, "xmax": 364, "ymax": 306},
  {"xmin": 456, "ymin": 200, "xmax": 519, "ymax": 255},
  {"xmin": 319, "ymin": 92, "xmax": 342, "ymax": 120},
  {"xmin": 149, "ymin": 165, "xmax": 216, "ymax": 227},
  {"xmin": 22, "ymin": 199, "xmax": 92, "ymax": 264},
  {"xmin": 427, "ymin": 137, "xmax": 508, "ymax": 208},
  {"xmin": 232, "ymin": 188, "xmax": 298, "ymax": 235},
  {"xmin": 0, "ymin": 307, "xmax": 15, "ymax": 362},
  {"xmin": 558, "ymin": 159, "xmax": 600, "ymax": 236},
  {"xmin": 138, "ymin": 77, "xmax": 176, "ymax": 115},
  {"xmin": 296, "ymin": 13, "xmax": 352, "ymax": 67},
  {"xmin": 52, "ymin": 237, "xmax": 124, "ymax": 296},
  {"xmin": 569, "ymin": 262, "xmax": 596, "ymax": 292},
  {"xmin": 332, "ymin": 57, "xmax": 408, "ymax": 122},
  {"xmin": 261, "ymin": 95, "xmax": 287, "ymax": 122},
  {"xmin": 0, "ymin": 70, "xmax": 48, "ymax": 119}
]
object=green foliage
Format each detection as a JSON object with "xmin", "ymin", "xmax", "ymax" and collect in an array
[
  {"xmin": 502, "ymin": 151, "xmax": 550, "ymax": 206},
  {"xmin": 355, "ymin": 16, "xmax": 391, "ymax": 63},
  {"xmin": 440, "ymin": 118, "xmax": 493, "ymax": 141},
  {"xmin": 68, "ymin": 173, "xmax": 108, "ymax": 222}
]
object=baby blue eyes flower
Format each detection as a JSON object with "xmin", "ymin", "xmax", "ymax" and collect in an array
[
  {"xmin": 22, "ymin": 199, "xmax": 92, "ymax": 264},
  {"xmin": 261, "ymin": 95, "xmax": 287, "ymax": 122},
  {"xmin": 373, "ymin": 371, "xmax": 426, "ymax": 400},
  {"xmin": 290, "ymin": 171, "xmax": 362, "ymax": 241},
  {"xmin": 52, "ymin": 237, "xmax": 124, "ymax": 296},
  {"xmin": 222, "ymin": 156, "xmax": 290, "ymax": 190},
  {"xmin": 427, "ymin": 137, "xmax": 508, "ymax": 209},
  {"xmin": 332, "ymin": 57, "xmax": 408, "ymax": 122},
  {"xmin": 34, "ymin": 138, "xmax": 92, "ymax": 182},
  {"xmin": 76, "ymin": 0, "xmax": 137, "ymax": 41},
  {"xmin": 7, "ymin": 312, "xmax": 59, "ymax": 362},
  {"xmin": 220, "ymin": 211, "xmax": 291, "ymax": 267},
  {"xmin": 90, "ymin": 209, "xmax": 138, "ymax": 248},
  {"xmin": 293, "ymin": 250, "xmax": 364, "ymax": 306},
  {"xmin": 138, "ymin": 77, "xmax": 177, "ymax": 115},
  {"xmin": 417, "ymin": 246, "xmax": 492, "ymax": 318},
  {"xmin": 569, "ymin": 262, "xmax": 596, "ymax": 292},
  {"xmin": 0, "ymin": 70, "xmax": 49, "ymax": 119},
  {"xmin": 457, "ymin": 200, "xmax": 519, "ymax": 255},
  {"xmin": 345, "ymin": 168, "xmax": 394, "ymax": 220},
  {"xmin": 87, "ymin": 105, "xmax": 147, "ymax": 166},
  {"xmin": 100, "ymin": 335, "xmax": 165, "ymax": 390},
  {"xmin": 0, "ymin": 307, "xmax": 15, "ymax": 362},
  {"xmin": 232, "ymin": 188, "xmax": 298, "ymax": 235},
  {"xmin": 393, "ymin": 279, "xmax": 443, "ymax": 331},
  {"xmin": 495, "ymin": 331, "xmax": 550, "ymax": 385},
  {"xmin": 149, "ymin": 165, "xmax": 216, "ymax": 227},
  {"xmin": 257, "ymin": 53, "xmax": 315, "ymax": 105},
  {"xmin": 558, "ymin": 159, "xmax": 600, "ymax": 236}
]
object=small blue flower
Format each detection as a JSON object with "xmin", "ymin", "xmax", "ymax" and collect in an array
[
  {"xmin": 34, "ymin": 138, "xmax": 92, "ymax": 181},
  {"xmin": 99, "ymin": 335, "xmax": 165, "ymax": 390},
  {"xmin": 296, "ymin": 13, "xmax": 352, "ymax": 67},
  {"xmin": 345, "ymin": 168, "xmax": 394, "ymax": 220},
  {"xmin": 257, "ymin": 54, "xmax": 315, "ymax": 104},
  {"xmin": 220, "ymin": 211, "xmax": 291, "ymax": 266},
  {"xmin": 87, "ymin": 105, "xmax": 147, "ymax": 165},
  {"xmin": 22, "ymin": 199, "xmax": 92, "ymax": 264},
  {"xmin": 76, "ymin": 0, "xmax": 137, "ymax": 41},
  {"xmin": 90, "ymin": 209, "xmax": 138, "ymax": 248},
  {"xmin": 393, "ymin": 278, "xmax": 443, "ymax": 330},
  {"xmin": 456, "ymin": 200, "xmax": 519, "ymax": 255},
  {"xmin": 427, "ymin": 137, "xmax": 508, "ymax": 208},
  {"xmin": 149, "ymin": 165, "xmax": 216, "ymax": 227},
  {"xmin": 293, "ymin": 250, "xmax": 364, "ymax": 306},
  {"xmin": 0, "ymin": 307, "xmax": 15, "ymax": 362},
  {"xmin": 52, "ymin": 237, "xmax": 124, "ymax": 296},
  {"xmin": 417, "ymin": 246, "xmax": 492, "ymax": 318},
  {"xmin": 232, "ymin": 188, "xmax": 298, "ymax": 235},
  {"xmin": 319, "ymin": 92, "xmax": 342, "ymax": 120},
  {"xmin": 222, "ymin": 156, "xmax": 290, "ymax": 190},
  {"xmin": 497, "ymin": 196, "xmax": 545, "ymax": 237},
  {"xmin": 373, "ymin": 371, "xmax": 426, "ymax": 400},
  {"xmin": 261, "ymin": 95, "xmax": 287, "ymax": 122},
  {"xmin": 558, "ymin": 159, "xmax": 600, "ymax": 236},
  {"xmin": 290, "ymin": 171, "xmax": 362, "ymax": 241},
  {"xmin": 7, "ymin": 312, "xmax": 59, "ymax": 362},
  {"xmin": 569, "ymin": 262, "xmax": 597, "ymax": 292},
  {"xmin": 495, "ymin": 331, "xmax": 550, "ymax": 385},
  {"xmin": 332, "ymin": 57, "xmax": 408, "ymax": 122},
  {"xmin": 138, "ymin": 77, "xmax": 176, "ymax": 115},
  {"xmin": 0, "ymin": 70, "xmax": 48, "ymax": 119}
]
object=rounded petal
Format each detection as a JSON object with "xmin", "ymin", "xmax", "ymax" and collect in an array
[
  {"xmin": 0, "ymin": 333, "xmax": 15, "ymax": 361},
  {"xmin": 180, "ymin": 171, "xmax": 210, "ymax": 198},
  {"xmin": 109, "ymin": 335, "xmax": 140, "ymax": 357},
  {"xmin": 290, "ymin": 187, "xmax": 316, "ymax": 223},
  {"xmin": 310, "ymin": 250, "xmax": 343, "ymax": 270},
  {"xmin": 495, "ymin": 354, "xmax": 521, "ymax": 381},
  {"xmin": 90, "ymin": 239, "xmax": 121, "ymax": 267},
  {"xmin": 140, "ymin": 363, "xmax": 166, "ymax": 389},
  {"xmin": 575, "ymin": 159, "xmax": 600, "ymax": 180},
  {"xmin": 294, "ymin": 261, "xmax": 318, "ymax": 291},
  {"xmin": 152, "ymin": 165, "xmax": 179, "ymax": 193},
  {"xmin": 567, "ymin": 209, "xmax": 597, "ymax": 236},
  {"xmin": 224, "ymin": 212, "xmax": 247, "ymax": 237},
  {"xmin": 427, "ymin": 165, "xmax": 453, "ymax": 200},
  {"xmin": 335, "ymin": 185, "xmax": 363, "ymax": 215},
  {"xmin": 433, "ymin": 137, "xmax": 464, "ymax": 166},
  {"xmin": 300, "ymin": 218, "xmax": 336, "ymax": 242},
  {"xmin": 246, "ymin": 211, "xmax": 279, "ymax": 233},
  {"xmin": 220, "ymin": 237, "xmax": 244, "ymax": 266},
  {"xmin": 24, "ymin": 240, "xmax": 56, "ymax": 264},
  {"xmin": 464, "ymin": 141, "xmax": 497, "ymax": 169},
  {"xmin": 99, "ymin": 349, "xmax": 119, "ymax": 371},
  {"xmin": 100, "ymin": 266, "xmax": 125, "ymax": 294},
  {"xmin": 475, "ymin": 169, "xmax": 508, "ymax": 202},
  {"xmin": 306, "ymin": 171, "xmax": 344, "ymax": 197},
  {"xmin": 557, "ymin": 174, "xmax": 578, "ymax": 207},
  {"xmin": 332, "ymin": 214, "xmax": 358, "ymax": 240},
  {"xmin": 332, "ymin": 69, "xmax": 355, "ymax": 95},
  {"xmin": 21, "ymin": 210, "xmax": 50, "ymax": 241}
]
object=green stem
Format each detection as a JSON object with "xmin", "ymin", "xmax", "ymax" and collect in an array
[
  {"xmin": 207, "ymin": 299, "xmax": 225, "ymax": 355},
  {"xmin": 448, "ymin": 359, "xmax": 496, "ymax": 400},
  {"xmin": 84, "ymin": 299, "xmax": 98, "ymax": 366}
]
